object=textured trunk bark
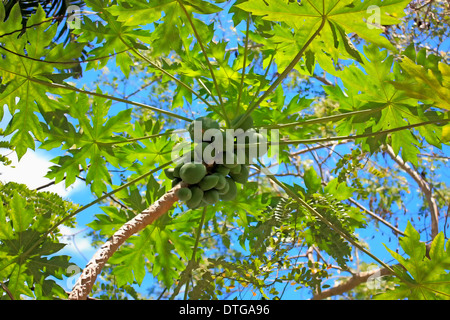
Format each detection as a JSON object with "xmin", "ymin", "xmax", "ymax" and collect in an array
[{"xmin": 68, "ymin": 183, "xmax": 184, "ymax": 300}]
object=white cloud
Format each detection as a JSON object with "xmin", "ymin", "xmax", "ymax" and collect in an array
[{"xmin": 0, "ymin": 149, "xmax": 82, "ymax": 198}]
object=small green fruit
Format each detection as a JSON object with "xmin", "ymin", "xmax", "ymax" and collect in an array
[
  {"xmin": 180, "ymin": 163, "xmax": 207, "ymax": 184},
  {"xmin": 186, "ymin": 186, "xmax": 204, "ymax": 208},
  {"xmin": 173, "ymin": 162, "xmax": 184, "ymax": 178},
  {"xmin": 164, "ymin": 168, "xmax": 175, "ymax": 180},
  {"xmin": 212, "ymin": 173, "xmax": 227, "ymax": 189},
  {"xmin": 194, "ymin": 141, "xmax": 216, "ymax": 164},
  {"xmin": 216, "ymin": 181, "xmax": 229, "ymax": 195},
  {"xmin": 203, "ymin": 189, "xmax": 220, "ymax": 205},
  {"xmin": 229, "ymin": 164, "xmax": 242, "ymax": 175},
  {"xmin": 198, "ymin": 175, "xmax": 219, "ymax": 191},
  {"xmin": 219, "ymin": 177, "xmax": 237, "ymax": 201},
  {"xmin": 230, "ymin": 165, "xmax": 249, "ymax": 184},
  {"xmin": 176, "ymin": 187, "xmax": 192, "ymax": 201},
  {"xmin": 188, "ymin": 117, "xmax": 220, "ymax": 142},
  {"xmin": 214, "ymin": 165, "xmax": 230, "ymax": 176},
  {"xmin": 220, "ymin": 152, "xmax": 238, "ymax": 169}
]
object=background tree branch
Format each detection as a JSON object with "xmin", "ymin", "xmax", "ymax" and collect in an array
[
  {"xmin": 311, "ymin": 267, "xmax": 393, "ymax": 300},
  {"xmin": 384, "ymin": 145, "xmax": 440, "ymax": 239}
]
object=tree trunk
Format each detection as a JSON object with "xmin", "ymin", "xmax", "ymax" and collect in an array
[{"xmin": 68, "ymin": 183, "xmax": 184, "ymax": 300}]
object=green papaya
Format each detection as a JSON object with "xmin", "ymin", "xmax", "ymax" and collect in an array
[
  {"xmin": 185, "ymin": 186, "xmax": 204, "ymax": 209},
  {"xmin": 188, "ymin": 116, "xmax": 220, "ymax": 142},
  {"xmin": 216, "ymin": 181, "xmax": 229, "ymax": 195},
  {"xmin": 173, "ymin": 162, "xmax": 184, "ymax": 178},
  {"xmin": 212, "ymin": 173, "xmax": 227, "ymax": 189},
  {"xmin": 200, "ymin": 200, "xmax": 209, "ymax": 207},
  {"xmin": 176, "ymin": 187, "xmax": 192, "ymax": 201},
  {"xmin": 203, "ymin": 189, "xmax": 220, "ymax": 205},
  {"xmin": 230, "ymin": 164, "xmax": 249, "ymax": 184},
  {"xmin": 214, "ymin": 165, "xmax": 230, "ymax": 176},
  {"xmin": 231, "ymin": 114, "xmax": 253, "ymax": 131},
  {"xmin": 219, "ymin": 177, "xmax": 237, "ymax": 201},
  {"xmin": 229, "ymin": 164, "xmax": 241, "ymax": 175},
  {"xmin": 164, "ymin": 168, "xmax": 175, "ymax": 180},
  {"xmin": 198, "ymin": 174, "xmax": 219, "ymax": 191},
  {"xmin": 172, "ymin": 178, "xmax": 182, "ymax": 187},
  {"xmin": 180, "ymin": 163, "xmax": 207, "ymax": 184}
]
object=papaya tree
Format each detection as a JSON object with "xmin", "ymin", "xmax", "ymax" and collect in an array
[{"xmin": 0, "ymin": 0, "xmax": 449, "ymax": 301}]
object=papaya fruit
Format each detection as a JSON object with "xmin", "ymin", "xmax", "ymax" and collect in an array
[
  {"xmin": 185, "ymin": 186, "xmax": 204, "ymax": 209},
  {"xmin": 188, "ymin": 116, "xmax": 220, "ymax": 142},
  {"xmin": 219, "ymin": 177, "xmax": 237, "ymax": 201},
  {"xmin": 212, "ymin": 173, "xmax": 227, "ymax": 189},
  {"xmin": 231, "ymin": 114, "xmax": 253, "ymax": 131},
  {"xmin": 203, "ymin": 189, "xmax": 220, "ymax": 205},
  {"xmin": 230, "ymin": 164, "xmax": 249, "ymax": 184},
  {"xmin": 176, "ymin": 187, "xmax": 192, "ymax": 201},
  {"xmin": 172, "ymin": 178, "xmax": 182, "ymax": 187},
  {"xmin": 198, "ymin": 174, "xmax": 219, "ymax": 191},
  {"xmin": 173, "ymin": 162, "xmax": 184, "ymax": 178},
  {"xmin": 216, "ymin": 181, "xmax": 229, "ymax": 195},
  {"xmin": 164, "ymin": 168, "xmax": 175, "ymax": 180},
  {"xmin": 214, "ymin": 165, "xmax": 230, "ymax": 176},
  {"xmin": 180, "ymin": 163, "xmax": 207, "ymax": 184},
  {"xmin": 229, "ymin": 164, "xmax": 241, "ymax": 175}
]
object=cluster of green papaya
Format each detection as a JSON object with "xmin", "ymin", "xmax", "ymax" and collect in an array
[{"xmin": 164, "ymin": 115, "xmax": 255, "ymax": 209}]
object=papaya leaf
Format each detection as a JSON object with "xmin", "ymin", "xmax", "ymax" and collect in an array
[
  {"xmin": 0, "ymin": 183, "xmax": 77, "ymax": 299},
  {"xmin": 303, "ymin": 166, "xmax": 322, "ymax": 194},
  {"xmin": 326, "ymin": 45, "xmax": 446, "ymax": 165},
  {"xmin": 0, "ymin": 4, "xmax": 85, "ymax": 159},
  {"xmin": 107, "ymin": 0, "xmax": 222, "ymax": 28},
  {"xmin": 237, "ymin": 0, "xmax": 410, "ymax": 54},
  {"xmin": 44, "ymin": 91, "xmax": 133, "ymax": 196},
  {"xmin": 391, "ymin": 57, "xmax": 450, "ymax": 111},
  {"xmin": 378, "ymin": 222, "xmax": 450, "ymax": 300}
]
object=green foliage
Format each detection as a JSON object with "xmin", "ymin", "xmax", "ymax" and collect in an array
[
  {"xmin": 237, "ymin": 0, "xmax": 410, "ymax": 70},
  {"xmin": 0, "ymin": 131, "xmax": 14, "ymax": 166},
  {"xmin": 376, "ymin": 223, "xmax": 450, "ymax": 300},
  {"xmin": 0, "ymin": 182, "xmax": 78, "ymax": 299},
  {"xmin": 377, "ymin": 223, "xmax": 450, "ymax": 300},
  {"xmin": 42, "ymin": 91, "xmax": 134, "ymax": 196},
  {"xmin": 0, "ymin": 0, "xmax": 449, "ymax": 300},
  {"xmin": 391, "ymin": 56, "xmax": 450, "ymax": 111},
  {"xmin": 0, "ymin": 4, "xmax": 85, "ymax": 159},
  {"xmin": 326, "ymin": 44, "xmax": 445, "ymax": 165}
]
